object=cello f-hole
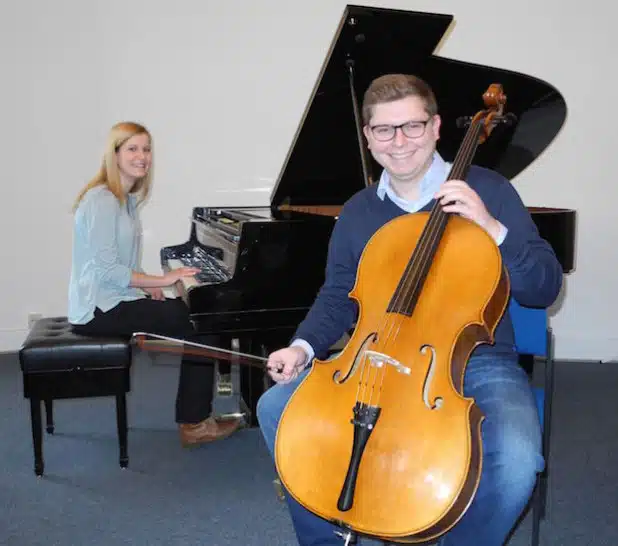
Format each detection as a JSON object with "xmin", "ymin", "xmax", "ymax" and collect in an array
[
  {"xmin": 333, "ymin": 332, "xmax": 377, "ymax": 384},
  {"xmin": 421, "ymin": 344, "xmax": 444, "ymax": 410}
]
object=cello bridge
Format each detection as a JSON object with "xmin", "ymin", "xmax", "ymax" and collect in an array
[{"xmin": 364, "ymin": 350, "xmax": 411, "ymax": 375}]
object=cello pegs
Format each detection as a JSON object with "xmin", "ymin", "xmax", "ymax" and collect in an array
[
  {"xmin": 456, "ymin": 115, "xmax": 473, "ymax": 128},
  {"xmin": 500, "ymin": 112, "xmax": 518, "ymax": 126}
]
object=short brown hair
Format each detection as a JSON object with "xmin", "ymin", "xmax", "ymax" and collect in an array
[{"xmin": 362, "ymin": 74, "xmax": 438, "ymax": 125}]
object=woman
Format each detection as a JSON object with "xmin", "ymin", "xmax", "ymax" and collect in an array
[{"xmin": 68, "ymin": 121, "xmax": 242, "ymax": 446}]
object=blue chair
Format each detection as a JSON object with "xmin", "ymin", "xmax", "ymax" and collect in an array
[{"xmin": 508, "ymin": 298, "xmax": 555, "ymax": 546}]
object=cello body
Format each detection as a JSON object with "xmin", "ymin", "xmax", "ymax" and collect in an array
[{"xmin": 275, "ymin": 212, "xmax": 509, "ymax": 543}]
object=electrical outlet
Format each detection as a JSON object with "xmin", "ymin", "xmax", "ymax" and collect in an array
[{"xmin": 28, "ymin": 312, "xmax": 43, "ymax": 329}]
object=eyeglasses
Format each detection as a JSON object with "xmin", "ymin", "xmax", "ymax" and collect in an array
[{"xmin": 369, "ymin": 119, "xmax": 432, "ymax": 142}]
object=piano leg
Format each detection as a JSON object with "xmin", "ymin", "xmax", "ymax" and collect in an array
[
  {"xmin": 208, "ymin": 335, "xmax": 268, "ymax": 427},
  {"xmin": 237, "ymin": 337, "xmax": 267, "ymax": 427},
  {"xmin": 237, "ymin": 332, "xmax": 291, "ymax": 427}
]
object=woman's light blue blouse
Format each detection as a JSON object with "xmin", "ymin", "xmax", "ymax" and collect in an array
[{"xmin": 68, "ymin": 185, "xmax": 144, "ymax": 324}]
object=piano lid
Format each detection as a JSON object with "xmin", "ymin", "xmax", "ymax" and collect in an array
[{"xmin": 270, "ymin": 4, "xmax": 567, "ymax": 209}]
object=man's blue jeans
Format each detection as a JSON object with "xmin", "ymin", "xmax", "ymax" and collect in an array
[{"xmin": 256, "ymin": 352, "xmax": 543, "ymax": 546}]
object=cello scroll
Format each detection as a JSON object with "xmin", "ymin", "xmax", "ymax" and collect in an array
[{"xmin": 456, "ymin": 83, "xmax": 517, "ymax": 138}]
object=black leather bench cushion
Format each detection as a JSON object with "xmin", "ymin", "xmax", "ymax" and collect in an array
[{"xmin": 19, "ymin": 317, "xmax": 131, "ymax": 373}]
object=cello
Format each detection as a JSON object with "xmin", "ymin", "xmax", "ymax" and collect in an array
[{"xmin": 274, "ymin": 84, "xmax": 513, "ymax": 543}]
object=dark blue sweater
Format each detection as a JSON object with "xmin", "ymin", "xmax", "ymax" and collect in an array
[{"xmin": 294, "ymin": 165, "xmax": 563, "ymax": 360}]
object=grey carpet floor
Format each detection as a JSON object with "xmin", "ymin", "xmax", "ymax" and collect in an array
[{"xmin": 0, "ymin": 352, "xmax": 616, "ymax": 545}]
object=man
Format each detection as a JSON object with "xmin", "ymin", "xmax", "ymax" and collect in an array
[{"xmin": 257, "ymin": 74, "xmax": 563, "ymax": 545}]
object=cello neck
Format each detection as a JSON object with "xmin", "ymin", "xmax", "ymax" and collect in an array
[
  {"xmin": 387, "ymin": 84, "xmax": 509, "ymax": 317},
  {"xmin": 445, "ymin": 118, "xmax": 487, "ymax": 183}
]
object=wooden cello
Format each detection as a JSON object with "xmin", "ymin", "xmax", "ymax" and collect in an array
[{"xmin": 274, "ymin": 84, "xmax": 512, "ymax": 543}]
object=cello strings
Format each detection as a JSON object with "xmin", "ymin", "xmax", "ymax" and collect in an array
[
  {"xmin": 379, "ymin": 126, "xmax": 479, "ymax": 355},
  {"xmin": 353, "ymin": 206, "xmax": 445, "ymax": 408},
  {"xmin": 371, "ymin": 123, "xmax": 482, "ymax": 403},
  {"xmin": 354, "ymin": 119, "xmax": 483, "ymax": 409},
  {"xmin": 384, "ymin": 122, "xmax": 481, "ymax": 341}
]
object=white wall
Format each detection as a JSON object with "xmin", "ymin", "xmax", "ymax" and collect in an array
[{"xmin": 1, "ymin": 0, "xmax": 616, "ymax": 360}]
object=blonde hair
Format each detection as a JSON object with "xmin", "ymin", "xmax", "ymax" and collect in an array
[
  {"xmin": 73, "ymin": 121, "xmax": 153, "ymax": 211},
  {"xmin": 362, "ymin": 74, "xmax": 438, "ymax": 125}
]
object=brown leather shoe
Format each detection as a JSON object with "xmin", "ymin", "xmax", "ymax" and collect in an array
[{"xmin": 179, "ymin": 416, "xmax": 243, "ymax": 447}]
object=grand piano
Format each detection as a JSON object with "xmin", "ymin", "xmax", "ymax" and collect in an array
[{"xmin": 160, "ymin": 4, "xmax": 576, "ymax": 424}]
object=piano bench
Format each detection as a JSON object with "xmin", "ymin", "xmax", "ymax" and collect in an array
[{"xmin": 18, "ymin": 316, "xmax": 132, "ymax": 477}]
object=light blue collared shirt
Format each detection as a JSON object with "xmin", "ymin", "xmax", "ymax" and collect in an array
[
  {"xmin": 292, "ymin": 152, "xmax": 506, "ymax": 365},
  {"xmin": 376, "ymin": 151, "xmax": 452, "ymax": 213},
  {"xmin": 68, "ymin": 186, "xmax": 145, "ymax": 324},
  {"xmin": 376, "ymin": 152, "xmax": 507, "ymax": 244}
]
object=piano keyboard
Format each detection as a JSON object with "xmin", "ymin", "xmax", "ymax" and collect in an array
[{"xmin": 167, "ymin": 250, "xmax": 230, "ymax": 292}]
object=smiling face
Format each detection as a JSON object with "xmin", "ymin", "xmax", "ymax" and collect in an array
[
  {"xmin": 116, "ymin": 132, "xmax": 152, "ymax": 192},
  {"xmin": 363, "ymin": 95, "xmax": 441, "ymax": 192}
]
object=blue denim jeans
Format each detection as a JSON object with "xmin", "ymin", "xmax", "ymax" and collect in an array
[{"xmin": 256, "ymin": 353, "xmax": 543, "ymax": 546}]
